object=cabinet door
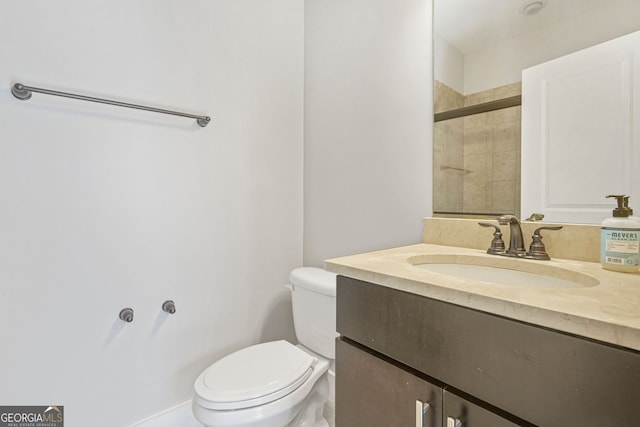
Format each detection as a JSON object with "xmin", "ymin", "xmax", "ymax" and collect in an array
[
  {"xmin": 443, "ymin": 390, "xmax": 520, "ymax": 427},
  {"xmin": 336, "ymin": 338, "xmax": 443, "ymax": 427}
]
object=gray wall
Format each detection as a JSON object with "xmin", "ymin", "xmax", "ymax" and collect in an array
[
  {"xmin": 304, "ymin": 0, "xmax": 434, "ymax": 266},
  {"xmin": 0, "ymin": 1, "xmax": 303, "ymax": 425}
]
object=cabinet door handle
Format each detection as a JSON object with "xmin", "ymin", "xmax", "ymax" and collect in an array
[
  {"xmin": 415, "ymin": 400, "xmax": 431, "ymax": 427},
  {"xmin": 447, "ymin": 416, "xmax": 463, "ymax": 427}
]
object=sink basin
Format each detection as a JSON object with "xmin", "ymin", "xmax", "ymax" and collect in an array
[{"xmin": 408, "ymin": 254, "xmax": 599, "ymax": 289}]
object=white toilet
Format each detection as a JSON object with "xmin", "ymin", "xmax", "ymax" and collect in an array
[{"xmin": 192, "ymin": 267, "xmax": 337, "ymax": 427}]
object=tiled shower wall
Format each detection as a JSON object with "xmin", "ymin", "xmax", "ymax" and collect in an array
[
  {"xmin": 433, "ymin": 81, "xmax": 465, "ymax": 212},
  {"xmin": 434, "ymin": 81, "xmax": 521, "ymax": 218}
]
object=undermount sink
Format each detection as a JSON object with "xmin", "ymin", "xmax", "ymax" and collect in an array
[{"xmin": 408, "ymin": 254, "xmax": 599, "ymax": 289}]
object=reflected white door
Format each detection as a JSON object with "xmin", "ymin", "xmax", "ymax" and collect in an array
[{"xmin": 521, "ymin": 31, "xmax": 640, "ymax": 224}]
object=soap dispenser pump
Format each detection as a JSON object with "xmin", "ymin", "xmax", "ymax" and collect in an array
[{"xmin": 601, "ymin": 195, "xmax": 640, "ymax": 273}]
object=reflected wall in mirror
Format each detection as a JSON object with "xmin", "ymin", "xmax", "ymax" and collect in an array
[{"xmin": 433, "ymin": 0, "xmax": 640, "ymax": 221}]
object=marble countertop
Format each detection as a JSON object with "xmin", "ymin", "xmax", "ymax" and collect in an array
[{"xmin": 325, "ymin": 243, "xmax": 640, "ymax": 352}]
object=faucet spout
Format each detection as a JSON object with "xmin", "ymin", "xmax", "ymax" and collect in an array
[{"xmin": 497, "ymin": 215, "xmax": 526, "ymax": 256}]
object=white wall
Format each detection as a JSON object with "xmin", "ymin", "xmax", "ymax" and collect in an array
[
  {"xmin": 463, "ymin": 0, "xmax": 640, "ymax": 94},
  {"xmin": 434, "ymin": 33, "xmax": 464, "ymax": 94},
  {"xmin": 0, "ymin": 1, "xmax": 303, "ymax": 426},
  {"xmin": 304, "ymin": 0, "xmax": 433, "ymax": 266}
]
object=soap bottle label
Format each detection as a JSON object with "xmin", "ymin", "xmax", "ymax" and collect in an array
[{"xmin": 601, "ymin": 227, "xmax": 640, "ymax": 267}]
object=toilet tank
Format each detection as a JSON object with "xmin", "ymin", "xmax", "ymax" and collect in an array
[{"xmin": 288, "ymin": 267, "xmax": 337, "ymax": 359}]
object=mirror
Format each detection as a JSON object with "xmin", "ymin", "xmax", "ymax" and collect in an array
[{"xmin": 433, "ymin": 0, "xmax": 640, "ymax": 220}]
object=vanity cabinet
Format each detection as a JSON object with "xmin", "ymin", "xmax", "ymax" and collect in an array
[
  {"xmin": 443, "ymin": 389, "xmax": 518, "ymax": 427},
  {"xmin": 336, "ymin": 338, "xmax": 442, "ymax": 426},
  {"xmin": 335, "ymin": 275, "xmax": 640, "ymax": 427},
  {"xmin": 337, "ymin": 338, "xmax": 518, "ymax": 427}
]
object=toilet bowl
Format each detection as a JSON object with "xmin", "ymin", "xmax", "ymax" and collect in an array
[{"xmin": 192, "ymin": 267, "xmax": 337, "ymax": 427}]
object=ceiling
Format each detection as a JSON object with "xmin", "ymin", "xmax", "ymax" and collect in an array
[{"xmin": 434, "ymin": 0, "xmax": 615, "ymax": 54}]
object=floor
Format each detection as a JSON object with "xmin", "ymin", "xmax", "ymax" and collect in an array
[
  {"xmin": 324, "ymin": 400, "xmax": 335, "ymax": 427},
  {"xmin": 132, "ymin": 400, "xmax": 336, "ymax": 427}
]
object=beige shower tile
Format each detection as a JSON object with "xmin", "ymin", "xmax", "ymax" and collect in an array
[
  {"xmin": 494, "ymin": 82, "xmax": 522, "ymax": 98},
  {"xmin": 464, "ymin": 111, "xmax": 492, "ymax": 130},
  {"xmin": 493, "ymin": 106, "xmax": 520, "ymax": 125},
  {"xmin": 433, "ymin": 172, "xmax": 464, "ymax": 212},
  {"xmin": 434, "ymin": 81, "xmax": 464, "ymax": 113},
  {"xmin": 464, "ymin": 128, "xmax": 492, "ymax": 155},
  {"xmin": 443, "ymin": 148, "xmax": 464, "ymax": 170},
  {"xmin": 491, "ymin": 181, "xmax": 516, "ymax": 212},
  {"xmin": 464, "ymin": 153, "xmax": 492, "ymax": 182},
  {"xmin": 463, "ymin": 181, "xmax": 492, "ymax": 212},
  {"xmin": 465, "ymin": 91, "xmax": 493, "ymax": 106},
  {"xmin": 493, "ymin": 123, "xmax": 519, "ymax": 152},
  {"xmin": 492, "ymin": 151, "xmax": 517, "ymax": 181}
]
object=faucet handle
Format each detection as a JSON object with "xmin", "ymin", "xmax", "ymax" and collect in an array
[
  {"xmin": 534, "ymin": 225, "xmax": 563, "ymax": 233},
  {"xmin": 479, "ymin": 222, "xmax": 506, "ymax": 255},
  {"xmin": 525, "ymin": 213, "xmax": 545, "ymax": 222},
  {"xmin": 527, "ymin": 226, "xmax": 563, "ymax": 260}
]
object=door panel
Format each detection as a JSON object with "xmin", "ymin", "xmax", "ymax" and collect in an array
[
  {"xmin": 336, "ymin": 338, "xmax": 443, "ymax": 427},
  {"xmin": 521, "ymin": 30, "xmax": 640, "ymax": 223},
  {"xmin": 443, "ymin": 390, "xmax": 520, "ymax": 427}
]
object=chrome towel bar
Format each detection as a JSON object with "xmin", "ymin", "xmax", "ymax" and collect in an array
[{"xmin": 11, "ymin": 82, "xmax": 211, "ymax": 127}]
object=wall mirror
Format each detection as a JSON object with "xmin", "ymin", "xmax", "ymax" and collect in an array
[{"xmin": 433, "ymin": 0, "xmax": 640, "ymax": 221}]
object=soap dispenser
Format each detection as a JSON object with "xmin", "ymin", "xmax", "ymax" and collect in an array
[{"xmin": 601, "ymin": 195, "xmax": 640, "ymax": 273}]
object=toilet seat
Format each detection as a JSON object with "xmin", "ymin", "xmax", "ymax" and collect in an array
[{"xmin": 194, "ymin": 340, "xmax": 316, "ymax": 411}]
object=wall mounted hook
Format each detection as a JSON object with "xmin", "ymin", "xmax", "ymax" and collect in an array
[
  {"xmin": 119, "ymin": 308, "xmax": 134, "ymax": 323},
  {"xmin": 162, "ymin": 300, "xmax": 176, "ymax": 314}
]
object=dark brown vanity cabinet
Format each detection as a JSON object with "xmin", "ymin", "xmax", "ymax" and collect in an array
[
  {"xmin": 336, "ymin": 338, "xmax": 518, "ymax": 427},
  {"xmin": 335, "ymin": 275, "xmax": 640, "ymax": 427},
  {"xmin": 442, "ymin": 390, "xmax": 519, "ymax": 427},
  {"xmin": 336, "ymin": 338, "xmax": 442, "ymax": 426}
]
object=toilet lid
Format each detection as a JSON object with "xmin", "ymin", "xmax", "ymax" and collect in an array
[{"xmin": 194, "ymin": 340, "xmax": 316, "ymax": 410}]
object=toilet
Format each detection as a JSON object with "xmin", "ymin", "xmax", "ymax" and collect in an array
[{"xmin": 192, "ymin": 267, "xmax": 338, "ymax": 427}]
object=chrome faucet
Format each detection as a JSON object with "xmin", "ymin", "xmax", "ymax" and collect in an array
[{"xmin": 497, "ymin": 215, "xmax": 526, "ymax": 257}]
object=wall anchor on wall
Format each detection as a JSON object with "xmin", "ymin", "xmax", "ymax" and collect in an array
[
  {"xmin": 162, "ymin": 300, "xmax": 176, "ymax": 314},
  {"xmin": 11, "ymin": 82, "xmax": 211, "ymax": 127},
  {"xmin": 119, "ymin": 308, "xmax": 135, "ymax": 323}
]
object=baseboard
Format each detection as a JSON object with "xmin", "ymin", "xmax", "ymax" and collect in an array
[{"xmin": 129, "ymin": 400, "xmax": 201, "ymax": 427}]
